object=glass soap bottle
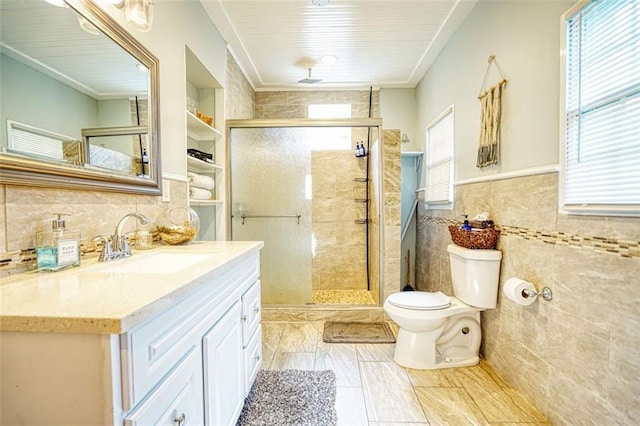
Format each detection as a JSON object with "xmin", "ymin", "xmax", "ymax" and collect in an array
[{"xmin": 36, "ymin": 213, "xmax": 81, "ymax": 272}]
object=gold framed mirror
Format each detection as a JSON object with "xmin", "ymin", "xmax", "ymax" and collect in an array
[{"xmin": 0, "ymin": 0, "xmax": 161, "ymax": 195}]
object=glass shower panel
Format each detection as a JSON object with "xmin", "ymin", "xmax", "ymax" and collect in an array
[
  {"xmin": 230, "ymin": 127, "xmax": 313, "ymax": 304},
  {"xmin": 230, "ymin": 124, "xmax": 379, "ymax": 306}
]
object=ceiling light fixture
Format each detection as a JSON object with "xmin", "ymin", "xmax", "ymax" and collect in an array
[
  {"xmin": 320, "ymin": 55, "xmax": 338, "ymax": 65},
  {"xmin": 311, "ymin": 0, "xmax": 330, "ymax": 7}
]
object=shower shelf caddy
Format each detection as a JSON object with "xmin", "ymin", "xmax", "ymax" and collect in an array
[{"xmin": 353, "ymin": 176, "xmax": 369, "ymax": 224}]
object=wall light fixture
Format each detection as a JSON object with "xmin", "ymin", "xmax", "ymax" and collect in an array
[{"xmin": 124, "ymin": 0, "xmax": 153, "ymax": 32}]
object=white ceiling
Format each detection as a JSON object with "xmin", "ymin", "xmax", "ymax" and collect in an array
[
  {"xmin": 200, "ymin": 0, "xmax": 477, "ymax": 91},
  {"xmin": 0, "ymin": 0, "xmax": 476, "ymax": 96}
]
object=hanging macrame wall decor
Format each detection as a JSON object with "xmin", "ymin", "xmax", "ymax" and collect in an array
[{"xmin": 477, "ymin": 55, "xmax": 508, "ymax": 169}]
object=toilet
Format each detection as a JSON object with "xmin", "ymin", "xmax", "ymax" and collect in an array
[{"xmin": 384, "ymin": 244, "xmax": 502, "ymax": 370}]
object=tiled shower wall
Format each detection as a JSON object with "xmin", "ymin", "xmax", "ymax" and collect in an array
[
  {"xmin": 311, "ymin": 151, "xmax": 368, "ymax": 291},
  {"xmin": 380, "ymin": 130, "xmax": 401, "ymax": 304},
  {"xmin": 308, "ymin": 129, "xmax": 401, "ymax": 300},
  {"xmin": 415, "ymin": 171, "xmax": 640, "ymax": 425},
  {"xmin": 254, "ymin": 90, "xmax": 380, "ymax": 120}
]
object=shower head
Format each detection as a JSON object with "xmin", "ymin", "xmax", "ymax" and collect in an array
[{"xmin": 298, "ymin": 68, "xmax": 322, "ymax": 84}]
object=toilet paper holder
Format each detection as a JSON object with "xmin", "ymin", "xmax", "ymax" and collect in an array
[{"xmin": 521, "ymin": 286, "xmax": 553, "ymax": 302}]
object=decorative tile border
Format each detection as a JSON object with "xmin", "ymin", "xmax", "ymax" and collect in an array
[
  {"xmin": 0, "ymin": 232, "xmax": 162, "ymax": 278},
  {"xmin": 418, "ymin": 215, "xmax": 640, "ymax": 259}
]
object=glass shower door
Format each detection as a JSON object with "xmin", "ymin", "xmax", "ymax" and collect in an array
[
  {"xmin": 229, "ymin": 123, "xmax": 380, "ymax": 306},
  {"xmin": 230, "ymin": 127, "xmax": 313, "ymax": 304}
]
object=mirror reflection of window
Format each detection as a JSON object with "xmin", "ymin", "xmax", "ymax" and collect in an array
[{"xmin": 7, "ymin": 120, "xmax": 82, "ymax": 165}]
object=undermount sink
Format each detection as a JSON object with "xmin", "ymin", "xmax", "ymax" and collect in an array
[{"xmin": 98, "ymin": 252, "xmax": 212, "ymax": 274}]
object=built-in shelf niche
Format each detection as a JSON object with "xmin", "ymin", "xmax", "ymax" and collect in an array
[{"xmin": 185, "ymin": 46, "xmax": 226, "ymax": 241}]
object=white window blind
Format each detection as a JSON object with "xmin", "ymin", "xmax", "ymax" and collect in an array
[
  {"xmin": 562, "ymin": 0, "xmax": 640, "ymax": 216},
  {"xmin": 7, "ymin": 121, "xmax": 67, "ymax": 161},
  {"xmin": 425, "ymin": 106, "xmax": 454, "ymax": 206}
]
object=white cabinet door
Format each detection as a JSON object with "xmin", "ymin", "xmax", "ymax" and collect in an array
[
  {"xmin": 124, "ymin": 347, "xmax": 204, "ymax": 426},
  {"xmin": 203, "ymin": 301, "xmax": 244, "ymax": 426}
]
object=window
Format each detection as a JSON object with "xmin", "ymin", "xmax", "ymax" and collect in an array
[
  {"xmin": 424, "ymin": 106, "xmax": 454, "ymax": 208},
  {"xmin": 307, "ymin": 104, "xmax": 352, "ymax": 150},
  {"xmin": 561, "ymin": 0, "xmax": 640, "ymax": 216},
  {"xmin": 7, "ymin": 120, "xmax": 67, "ymax": 161},
  {"xmin": 308, "ymin": 104, "xmax": 351, "ymax": 119}
]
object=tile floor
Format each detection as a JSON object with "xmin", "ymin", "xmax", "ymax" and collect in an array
[{"xmin": 262, "ymin": 321, "xmax": 549, "ymax": 425}]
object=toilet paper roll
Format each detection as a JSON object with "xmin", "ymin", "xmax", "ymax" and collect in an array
[{"xmin": 503, "ymin": 277, "xmax": 537, "ymax": 306}]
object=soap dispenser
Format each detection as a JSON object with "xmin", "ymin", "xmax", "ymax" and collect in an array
[
  {"xmin": 36, "ymin": 213, "xmax": 81, "ymax": 271},
  {"xmin": 461, "ymin": 214, "xmax": 472, "ymax": 231}
]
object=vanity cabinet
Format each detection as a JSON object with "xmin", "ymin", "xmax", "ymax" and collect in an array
[
  {"xmin": 185, "ymin": 47, "xmax": 227, "ymax": 241},
  {"xmin": 0, "ymin": 243, "xmax": 262, "ymax": 426}
]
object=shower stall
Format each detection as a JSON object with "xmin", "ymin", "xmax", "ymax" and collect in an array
[{"xmin": 227, "ymin": 119, "xmax": 383, "ymax": 306}]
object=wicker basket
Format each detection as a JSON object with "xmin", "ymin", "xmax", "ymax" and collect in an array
[{"xmin": 448, "ymin": 225, "xmax": 500, "ymax": 250}]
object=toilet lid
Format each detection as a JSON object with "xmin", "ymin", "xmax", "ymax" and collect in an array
[{"xmin": 387, "ymin": 291, "xmax": 451, "ymax": 310}]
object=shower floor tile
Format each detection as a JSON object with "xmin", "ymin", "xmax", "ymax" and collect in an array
[{"xmin": 312, "ymin": 289, "xmax": 376, "ymax": 305}]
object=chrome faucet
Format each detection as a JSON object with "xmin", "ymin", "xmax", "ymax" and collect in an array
[
  {"xmin": 93, "ymin": 212, "xmax": 150, "ymax": 262},
  {"xmin": 113, "ymin": 213, "xmax": 150, "ymax": 253}
]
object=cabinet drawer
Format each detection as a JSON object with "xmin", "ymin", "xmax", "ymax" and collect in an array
[
  {"xmin": 244, "ymin": 323, "xmax": 262, "ymax": 396},
  {"xmin": 124, "ymin": 347, "xmax": 203, "ymax": 426},
  {"xmin": 122, "ymin": 254, "xmax": 259, "ymax": 408},
  {"xmin": 241, "ymin": 279, "xmax": 261, "ymax": 347}
]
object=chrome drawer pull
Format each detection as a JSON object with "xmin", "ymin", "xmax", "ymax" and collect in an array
[
  {"xmin": 174, "ymin": 413, "xmax": 186, "ymax": 426},
  {"xmin": 241, "ymin": 315, "xmax": 247, "ymax": 321},
  {"xmin": 253, "ymin": 307, "xmax": 260, "ymax": 314},
  {"xmin": 255, "ymin": 354, "xmax": 261, "ymax": 362}
]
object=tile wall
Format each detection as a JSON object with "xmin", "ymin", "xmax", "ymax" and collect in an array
[
  {"xmin": 254, "ymin": 90, "xmax": 380, "ymax": 120},
  {"xmin": 311, "ymin": 151, "xmax": 368, "ymax": 291},
  {"xmin": 380, "ymin": 130, "xmax": 401, "ymax": 303},
  {"xmin": 415, "ymin": 171, "xmax": 640, "ymax": 424},
  {"xmin": 226, "ymin": 53, "xmax": 255, "ymax": 120},
  {"xmin": 0, "ymin": 181, "xmax": 187, "ymax": 276}
]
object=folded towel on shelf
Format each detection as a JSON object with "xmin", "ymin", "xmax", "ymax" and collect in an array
[
  {"xmin": 189, "ymin": 187, "xmax": 212, "ymax": 200},
  {"xmin": 187, "ymin": 172, "xmax": 215, "ymax": 190}
]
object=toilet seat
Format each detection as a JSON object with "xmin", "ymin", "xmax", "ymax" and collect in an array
[{"xmin": 387, "ymin": 291, "xmax": 451, "ymax": 310}]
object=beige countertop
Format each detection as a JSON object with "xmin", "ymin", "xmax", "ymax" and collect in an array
[{"xmin": 0, "ymin": 241, "xmax": 263, "ymax": 335}]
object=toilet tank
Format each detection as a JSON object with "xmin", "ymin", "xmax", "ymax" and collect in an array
[{"xmin": 447, "ymin": 244, "xmax": 502, "ymax": 309}]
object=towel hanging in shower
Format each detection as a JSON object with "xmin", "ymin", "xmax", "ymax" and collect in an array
[{"xmin": 477, "ymin": 56, "xmax": 507, "ymax": 169}]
